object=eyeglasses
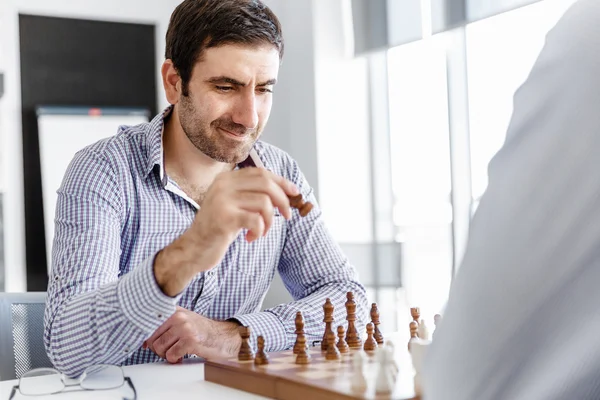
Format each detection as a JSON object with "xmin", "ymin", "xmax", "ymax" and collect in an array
[{"xmin": 9, "ymin": 365, "xmax": 137, "ymax": 400}]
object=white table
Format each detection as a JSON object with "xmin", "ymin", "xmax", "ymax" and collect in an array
[{"xmin": 0, "ymin": 359, "xmax": 268, "ymax": 399}]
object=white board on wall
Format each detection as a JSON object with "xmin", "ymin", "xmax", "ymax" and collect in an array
[{"xmin": 37, "ymin": 106, "xmax": 149, "ymax": 272}]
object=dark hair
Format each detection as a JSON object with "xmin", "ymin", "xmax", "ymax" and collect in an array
[{"xmin": 165, "ymin": 0, "xmax": 284, "ymax": 96}]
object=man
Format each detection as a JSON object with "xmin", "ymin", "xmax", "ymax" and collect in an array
[
  {"xmin": 422, "ymin": 0, "xmax": 600, "ymax": 399},
  {"xmin": 43, "ymin": 0, "xmax": 368, "ymax": 378}
]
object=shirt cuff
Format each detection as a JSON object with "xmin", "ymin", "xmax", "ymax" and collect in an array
[
  {"xmin": 231, "ymin": 311, "xmax": 288, "ymax": 352},
  {"xmin": 117, "ymin": 251, "xmax": 179, "ymax": 335}
]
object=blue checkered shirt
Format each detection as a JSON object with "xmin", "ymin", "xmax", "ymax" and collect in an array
[{"xmin": 43, "ymin": 107, "xmax": 368, "ymax": 377}]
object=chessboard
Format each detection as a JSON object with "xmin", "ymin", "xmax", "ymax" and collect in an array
[
  {"xmin": 204, "ymin": 295, "xmax": 437, "ymax": 400},
  {"xmin": 204, "ymin": 344, "xmax": 418, "ymax": 400}
]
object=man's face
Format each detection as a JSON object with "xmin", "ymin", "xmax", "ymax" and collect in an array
[{"xmin": 177, "ymin": 44, "xmax": 280, "ymax": 164}]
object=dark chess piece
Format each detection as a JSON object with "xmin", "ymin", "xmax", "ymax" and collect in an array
[
  {"xmin": 325, "ymin": 330, "xmax": 341, "ymax": 360},
  {"xmin": 294, "ymin": 311, "xmax": 308, "ymax": 354},
  {"xmin": 336, "ymin": 325, "xmax": 349, "ymax": 353},
  {"xmin": 322, "ymin": 298, "xmax": 335, "ymax": 351},
  {"xmin": 345, "ymin": 292, "xmax": 361, "ymax": 348},
  {"xmin": 254, "ymin": 335, "xmax": 269, "ymax": 365},
  {"xmin": 370, "ymin": 303, "xmax": 384, "ymax": 345},
  {"xmin": 288, "ymin": 194, "xmax": 313, "ymax": 217},
  {"xmin": 295, "ymin": 335, "xmax": 311, "ymax": 364},
  {"xmin": 363, "ymin": 322, "xmax": 378, "ymax": 351},
  {"xmin": 238, "ymin": 326, "xmax": 255, "ymax": 361}
]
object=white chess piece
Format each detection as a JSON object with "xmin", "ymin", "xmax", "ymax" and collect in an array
[
  {"xmin": 351, "ymin": 351, "xmax": 368, "ymax": 392},
  {"xmin": 409, "ymin": 339, "xmax": 431, "ymax": 396},
  {"xmin": 417, "ymin": 319, "xmax": 429, "ymax": 340},
  {"xmin": 375, "ymin": 347, "xmax": 394, "ymax": 394}
]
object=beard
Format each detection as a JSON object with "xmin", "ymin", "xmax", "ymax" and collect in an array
[{"xmin": 178, "ymin": 93, "xmax": 261, "ymax": 164}]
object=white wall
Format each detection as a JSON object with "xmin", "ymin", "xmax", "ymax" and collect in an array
[{"xmin": 0, "ymin": 0, "xmax": 180, "ymax": 291}]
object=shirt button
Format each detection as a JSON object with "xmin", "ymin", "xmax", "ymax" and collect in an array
[{"xmin": 157, "ymin": 313, "xmax": 163, "ymax": 319}]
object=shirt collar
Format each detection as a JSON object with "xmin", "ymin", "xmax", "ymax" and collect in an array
[{"xmin": 144, "ymin": 105, "xmax": 267, "ymax": 184}]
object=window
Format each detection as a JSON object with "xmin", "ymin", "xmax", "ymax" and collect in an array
[{"xmin": 387, "ymin": 32, "xmax": 454, "ymax": 322}]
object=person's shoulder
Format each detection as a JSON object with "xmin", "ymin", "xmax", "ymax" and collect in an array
[{"xmin": 545, "ymin": 0, "xmax": 600, "ymax": 57}]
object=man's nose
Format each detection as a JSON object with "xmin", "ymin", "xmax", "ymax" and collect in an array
[{"xmin": 232, "ymin": 93, "xmax": 259, "ymax": 130}]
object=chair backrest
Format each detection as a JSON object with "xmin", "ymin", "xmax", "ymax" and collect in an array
[{"xmin": 0, "ymin": 292, "xmax": 53, "ymax": 381}]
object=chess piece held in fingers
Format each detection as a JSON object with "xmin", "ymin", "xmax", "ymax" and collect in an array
[{"xmin": 288, "ymin": 193, "xmax": 313, "ymax": 217}]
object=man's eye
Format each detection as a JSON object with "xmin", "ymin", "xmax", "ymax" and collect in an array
[
  {"xmin": 257, "ymin": 88, "xmax": 273, "ymax": 94},
  {"xmin": 216, "ymin": 86, "xmax": 233, "ymax": 92}
]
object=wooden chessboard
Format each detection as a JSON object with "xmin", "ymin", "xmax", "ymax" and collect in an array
[{"xmin": 204, "ymin": 343, "xmax": 420, "ymax": 400}]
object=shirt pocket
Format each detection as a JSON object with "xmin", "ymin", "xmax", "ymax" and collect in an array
[{"xmin": 234, "ymin": 213, "xmax": 286, "ymax": 280}]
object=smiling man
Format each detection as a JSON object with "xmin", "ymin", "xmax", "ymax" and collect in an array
[{"xmin": 43, "ymin": 0, "xmax": 368, "ymax": 377}]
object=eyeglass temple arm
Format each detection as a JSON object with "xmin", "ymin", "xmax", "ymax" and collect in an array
[
  {"xmin": 122, "ymin": 376, "xmax": 137, "ymax": 400},
  {"xmin": 8, "ymin": 385, "xmax": 17, "ymax": 400}
]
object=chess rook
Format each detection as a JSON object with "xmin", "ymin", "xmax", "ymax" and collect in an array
[
  {"xmin": 238, "ymin": 326, "xmax": 255, "ymax": 361},
  {"xmin": 293, "ymin": 311, "xmax": 307, "ymax": 354},
  {"xmin": 410, "ymin": 307, "xmax": 421, "ymax": 325},
  {"xmin": 322, "ymin": 298, "xmax": 335, "ymax": 351},
  {"xmin": 288, "ymin": 193, "xmax": 313, "ymax": 217},
  {"xmin": 345, "ymin": 292, "xmax": 361, "ymax": 348},
  {"xmin": 255, "ymin": 336, "xmax": 269, "ymax": 365},
  {"xmin": 370, "ymin": 303, "xmax": 384, "ymax": 345},
  {"xmin": 363, "ymin": 322, "xmax": 378, "ymax": 351},
  {"xmin": 336, "ymin": 325, "xmax": 349, "ymax": 353}
]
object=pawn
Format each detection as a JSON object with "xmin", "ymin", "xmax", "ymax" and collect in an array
[
  {"xmin": 254, "ymin": 335, "xmax": 269, "ymax": 365},
  {"xmin": 336, "ymin": 325, "xmax": 349, "ymax": 353},
  {"xmin": 238, "ymin": 326, "xmax": 255, "ymax": 361},
  {"xmin": 351, "ymin": 351, "xmax": 368, "ymax": 392},
  {"xmin": 295, "ymin": 335, "xmax": 311, "ymax": 364},
  {"xmin": 433, "ymin": 314, "xmax": 442, "ymax": 340},
  {"xmin": 418, "ymin": 319, "xmax": 430, "ymax": 340},
  {"xmin": 325, "ymin": 330, "xmax": 341, "ymax": 360},
  {"xmin": 363, "ymin": 322, "xmax": 378, "ymax": 351}
]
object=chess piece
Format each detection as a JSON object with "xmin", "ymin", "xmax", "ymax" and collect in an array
[
  {"xmin": 363, "ymin": 322, "xmax": 378, "ymax": 351},
  {"xmin": 370, "ymin": 303, "xmax": 384, "ymax": 345},
  {"xmin": 336, "ymin": 325, "xmax": 349, "ymax": 353},
  {"xmin": 288, "ymin": 193, "xmax": 313, "ymax": 217},
  {"xmin": 295, "ymin": 335, "xmax": 311, "ymax": 364},
  {"xmin": 254, "ymin": 336, "xmax": 269, "ymax": 365},
  {"xmin": 410, "ymin": 307, "xmax": 420, "ymax": 325},
  {"xmin": 325, "ymin": 330, "xmax": 341, "ymax": 360},
  {"xmin": 294, "ymin": 311, "xmax": 308, "ymax": 354},
  {"xmin": 322, "ymin": 298, "xmax": 335, "ymax": 351},
  {"xmin": 345, "ymin": 292, "xmax": 361, "ymax": 348},
  {"xmin": 409, "ymin": 339, "xmax": 431, "ymax": 397},
  {"xmin": 433, "ymin": 313, "xmax": 442, "ymax": 340},
  {"xmin": 408, "ymin": 321, "xmax": 419, "ymax": 351},
  {"xmin": 418, "ymin": 319, "xmax": 430, "ymax": 340},
  {"xmin": 351, "ymin": 351, "xmax": 368, "ymax": 392},
  {"xmin": 385, "ymin": 341, "xmax": 399, "ymax": 377},
  {"xmin": 375, "ymin": 347, "xmax": 394, "ymax": 394},
  {"xmin": 238, "ymin": 326, "xmax": 255, "ymax": 361}
]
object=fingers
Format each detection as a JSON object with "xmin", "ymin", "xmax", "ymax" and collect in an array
[
  {"xmin": 235, "ymin": 193, "xmax": 272, "ymax": 237},
  {"xmin": 145, "ymin": 309, "xmax": 183, "ymax": 347},
  {"xmin": 149, "ymin": 328, "xmax": 179, "ymax": 358},
  {"xmin": 231, "ymin": 168, "xmax": 299, "ymax": 220},
  {"xmin": 165, "ymin": 340, "xmax": 188, "ymax": 364}
]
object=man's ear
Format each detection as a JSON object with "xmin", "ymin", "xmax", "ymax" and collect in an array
[{"xmin": 162, "ymin": 59, "xmax": 182, "ymax": 105}]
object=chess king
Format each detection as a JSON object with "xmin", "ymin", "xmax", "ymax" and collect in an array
[{"xmin": 43, "ymin": 0, "xmax": 369, "ymax": 378}]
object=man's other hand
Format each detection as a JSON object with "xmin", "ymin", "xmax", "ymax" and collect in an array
[{"xmin": 143, "ymin": 307, "xmax": 242, "ymax": 363}]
